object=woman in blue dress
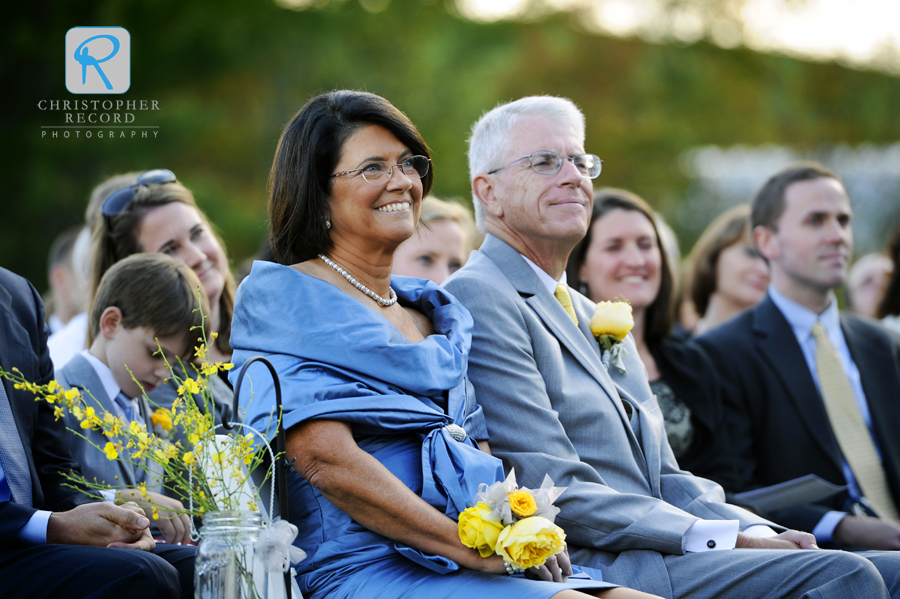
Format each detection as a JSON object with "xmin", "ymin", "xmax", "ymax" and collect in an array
[{"xmin": 230, "ymin": 90, "xmax": 661, "ymax": 599}]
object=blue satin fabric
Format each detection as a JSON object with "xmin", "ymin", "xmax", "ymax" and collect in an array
[{"xmin": 229, "ymin": 262, "xmax": 506, "ymax": 597}]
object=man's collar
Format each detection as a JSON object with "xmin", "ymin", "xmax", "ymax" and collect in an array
[
  {"xmin": 768, "ymin": 285, "xmax": 840, "ymax": 338},
  {"xmin": 520, "ymin": 254, "xmax": 567, "ymax": 295},
  {"xmin": 80, "ymin": 349, "xmax": 123, "ymax": 401}
]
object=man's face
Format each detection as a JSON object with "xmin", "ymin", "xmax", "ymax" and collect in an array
[
  {"xmin": 758, "ymin": 176, "xmax": 853, "ymax": 295},
  {"xmin": 486, "ymin": 117, "xmax": 594, "ymax": 248}
]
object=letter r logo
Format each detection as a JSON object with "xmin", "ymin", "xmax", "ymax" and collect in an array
[{"xmin": 65, "ymin": 27, "xmax": 130, "ymax": 94}]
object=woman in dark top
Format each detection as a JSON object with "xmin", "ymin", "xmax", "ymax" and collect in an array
[{"xmin": 566, "ymin": 188, "xmax": 739, "ymax": 489}]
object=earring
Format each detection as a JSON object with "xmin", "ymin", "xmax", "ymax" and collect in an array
[
  {"xmin": 325, "ymin": 219, "xmax": 331, "ymax": 229},
  {"xmin": 579, "ymin": 283, "xmax": 588, "ymax": 296}
]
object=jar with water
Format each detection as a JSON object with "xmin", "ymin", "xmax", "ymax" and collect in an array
[{"xmin": 195, "ymin": 511, "xmax": 268, "ymax": 599}]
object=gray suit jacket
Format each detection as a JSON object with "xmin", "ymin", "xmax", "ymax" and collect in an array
[
  {"xmin": 56, "ymin": 353, "xmax": 155, "ymax": 489},
  {"xmin": 444, "ymin": 235, "xmax": 776, "ymax": 577}
]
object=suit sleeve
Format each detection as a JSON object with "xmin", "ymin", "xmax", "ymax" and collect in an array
[{"xmin": 448, "ymin": 273, "xmax": 716, "ymax": 555}]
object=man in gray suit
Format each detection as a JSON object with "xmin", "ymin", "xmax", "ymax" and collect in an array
[{"xmin": 444, "ymin": 96, "xmax": 900, "ymax": 598}]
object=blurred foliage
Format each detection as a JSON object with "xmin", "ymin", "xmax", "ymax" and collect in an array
[{"xmin": 3, "ymin": 0, "xmax": 900, "ymax": 289}]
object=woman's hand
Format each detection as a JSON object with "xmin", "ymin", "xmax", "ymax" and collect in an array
[
  {"xmin": 116, "ymin": 489, "xmax": 192, "ymax": 545},
  {"xmin": 525, "ymin": 545, "xmax": 573, "ymax": 583}
]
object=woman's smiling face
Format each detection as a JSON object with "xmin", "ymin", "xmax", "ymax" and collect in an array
[
  {"xmin": 136, "ymin": 202, "xmax": 227, "ymax": 307},
  {"xmin": 328, "ymin": 124, "xmax": 424, "ymax": 252},
  {"xmin": 579, "ymin": 208, "xmax": 662, "ymax": 312}
]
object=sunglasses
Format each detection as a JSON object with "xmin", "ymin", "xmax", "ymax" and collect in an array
[{"xmin": 101, "ymin": 169, "xmax": 177, "ymax": 216}]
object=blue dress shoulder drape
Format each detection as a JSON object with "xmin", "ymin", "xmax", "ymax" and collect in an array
[{"xmin": 230, "ymin": 261, "xmax": 613, "ymax": 599}]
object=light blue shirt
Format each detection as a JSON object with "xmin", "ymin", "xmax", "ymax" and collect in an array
[{"xmin": 768, "ymin": 286, "xmax": 877, "ymax": 542}]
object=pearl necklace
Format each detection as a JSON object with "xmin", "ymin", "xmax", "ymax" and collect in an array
[{"xmin": 319, "ymin": 254, "xmax": 398, "ymax": 307}]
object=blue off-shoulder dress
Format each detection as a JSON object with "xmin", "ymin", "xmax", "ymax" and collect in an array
[{"xmin": 229, "ymin": 262, "xmax": 615, "ymax": 599}]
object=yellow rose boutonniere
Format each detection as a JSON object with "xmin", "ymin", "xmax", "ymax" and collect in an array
[{"xmin": 590, "ymin": 299, "xmax": 634, "ymax": 374}]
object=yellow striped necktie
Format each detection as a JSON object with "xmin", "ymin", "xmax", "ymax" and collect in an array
[
  {"xmin": 554, "ymin": 284, "xmax": 578, "ymax": 325},
  {"xmin": 812, "ymin": 321, "xmax": 898, "ymax": 520}
]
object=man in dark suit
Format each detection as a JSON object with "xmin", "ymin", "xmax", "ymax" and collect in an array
[
  {"xmin": 697, "ymin": 162, "xmax": 900, "ymax": 551},
  {"xmin": 0, "ymin": 266, "xmax": 193, "ymax": 598}
]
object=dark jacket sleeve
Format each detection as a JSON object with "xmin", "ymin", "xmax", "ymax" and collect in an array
[
  {"xmin": 650, "ymin": 336, "xmax": 742, "ymax": 490},
  {"xmin": 0, "ymin": 269, "xmax": 89, "ymax": 547}
]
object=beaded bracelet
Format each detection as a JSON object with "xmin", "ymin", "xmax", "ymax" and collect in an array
[{"xmin": 505, "ymin": 561, "xmax": 525, "ymax": 576}]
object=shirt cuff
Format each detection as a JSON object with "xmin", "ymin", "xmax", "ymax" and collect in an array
[
  {"xmin": 743, "ymin": 524, "xmax": 778, "ymax": 538},
  {"xmin": 17, "ymin": 510, "xmax": 51, "ymax": 545},
  {"xmin": 812, "ymin": 511, "xmax": 848, "ymax": 543},
  {"xmin": 684, "ymin": 519, "xmax": 739, "ymax": 552}
]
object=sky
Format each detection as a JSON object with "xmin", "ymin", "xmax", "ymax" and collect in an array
[{"xmin": 456, "ymin": 0, "xmax": 900, "ymax": 74}]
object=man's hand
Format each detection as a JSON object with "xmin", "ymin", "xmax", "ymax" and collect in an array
[
  {"xmin": 116, "ymin": 488, "xmax": 192, "ymax": 545},
  {"xmin": 834, "ymin": 515, "xmax": 900, "ymax": 550},
  {"xmin": 47, "ymin": 502, "xmax": 155, "ymax": 551},
  {"xmin": 736, "ymin": 530, "xmax": 819, "ymax": 550},
  {"xmin": 525, "ymin": 545, "xmax": 573, "ymax": 583}
]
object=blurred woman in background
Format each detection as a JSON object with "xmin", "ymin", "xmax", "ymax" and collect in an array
[
  {"xmin": 567, "ymin": 189, "xmax": 739, "ymax": 488},
  {"xmin": 876, "ymin": 223, "xmax": 900, "ymax": 334},
  {"xmin": 392, "ymin": 196, "xmax": 477, "ymax": 285},
  {"xmin": 687, "ymin": 204, "xmax": 769, "ymax": 337}
]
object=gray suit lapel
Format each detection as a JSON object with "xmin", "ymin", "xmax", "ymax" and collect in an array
[
  {"xmin": 60, "ymin": 355, "xmax": 140, "ymax": 487},
  {"xmin": 480, "ymin": 236, "xmax": 637, "ymax": 434},
  {"xmin": 60, "ymin": 354, "xmax": 120, "ymax": 442}
]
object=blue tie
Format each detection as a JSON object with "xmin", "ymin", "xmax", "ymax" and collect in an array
[
  {"xmin": 0, "ymin": 380, "xmax": 33, "ymax": 506},
  {"xmin": 115, "ymin": 392, "xmax": 136, "ymax": 424},
  {"xmin": 114, "ymin": 392, "xmax": 146, "ymax": 485}
]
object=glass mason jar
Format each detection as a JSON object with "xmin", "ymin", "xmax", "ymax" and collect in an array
[{"xmin": 195, "ymin": 511, "xmax": 269, "ymax": 599}]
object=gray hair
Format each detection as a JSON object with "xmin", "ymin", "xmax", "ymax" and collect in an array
[{"xmin": 467, "ymin": 96, "xmax": 586, "ymax": 231}]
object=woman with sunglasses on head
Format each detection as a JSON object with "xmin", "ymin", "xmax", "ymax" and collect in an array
[
  {"xmin": 567, "ymin": 189, "xmax": 740, "ymax": 491},
  {"xmin": 92, "ymin": 170, "xmax": 235, "ymax": 364},
  {"xmin": 229, "ymin": 91, "xmax": 656, "ymax": 599},
  {"xmin": 86, "ymin": 169, "xmax": 237, "ymax": 429}
]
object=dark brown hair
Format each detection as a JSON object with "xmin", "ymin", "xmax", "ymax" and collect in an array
[
  {"xmin": 567, "ymin": 188, "xmax": 675, "ymax": 342},
  {"xmin": 89, "ymin": 177, "xmax": 235, "ymax": 355},
  {"xmin": 876, "ymin": 224, "xmax": 900, "ymax": 319},
  {"xmin": 267, "ymin": 90, "xmax": 434, "ymax": 265},
  {"xmin": 89, "ymin": 253, "xmax": 209, "ymax": 357},
  {"xmin": 751, "ymin": 162, "xmax": 840, "ymax": 230},
  {"xmin": 687, "ymin": 204, "xmax": 752, "ymax": 317}
]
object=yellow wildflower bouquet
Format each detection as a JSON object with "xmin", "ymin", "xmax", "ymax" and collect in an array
[
  {"xmin": 0, "ymin": 326, "xmax": 274, "ymax": 524},
  {"xmin": 458, "ymin": 469, "xmax": 567, "ymax": 573},
  {"xmin": 590, "ymin": 297, "xmax": 634, "ymax": 374}
]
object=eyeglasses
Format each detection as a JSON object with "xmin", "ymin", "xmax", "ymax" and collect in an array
[
  {"xmin": 101, "ymin": 169, "xmax": 177, "ymax": 216},
  {"xmin": 332, "ymin": 156, "xmax": 431, "ymax": 184},
  {"xmin": 488, "ymin": 150, "xmax": 602, "ymax": 179}
]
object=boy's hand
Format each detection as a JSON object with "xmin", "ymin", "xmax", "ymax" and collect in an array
[
  {"xmin": 117, "ymin": 488, "xmax": 193, "ymax": 545},
  {"xmin": 47, "ymin": 502, "xmax": 155, "ymax": 551}
]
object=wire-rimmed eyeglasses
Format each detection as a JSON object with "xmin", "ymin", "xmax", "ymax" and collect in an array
[
  {"xmin": 101, "ymin": 169, "xmax": 177, "ymax": 217},
  {"xmin": 332, "ymin": 156, "xmax": 431, "ymax": 184},
  {"xmin": 488, "ymin": 150, "xmax": 602, "ymax": 179}
]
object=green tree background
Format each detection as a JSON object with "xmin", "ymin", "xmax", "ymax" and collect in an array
[{"xmin": 3, "ymin": 0, "xmax": 900, "ymax": 289}]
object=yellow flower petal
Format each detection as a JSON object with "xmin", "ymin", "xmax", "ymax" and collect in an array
[
  {"xmin": 508, "ymin": 489, "xmax": 538, "ymax": 518},
  {"xmin": 495, "ymin": 516, "xmax": 566, "ymax": 570},
  {"xmin": 590, "ymin": 300, "xmax": 634, "ymax": 344},
  {"xmin": 458, "ymin": 502, "xmax": 504, "ymax": 558}
]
